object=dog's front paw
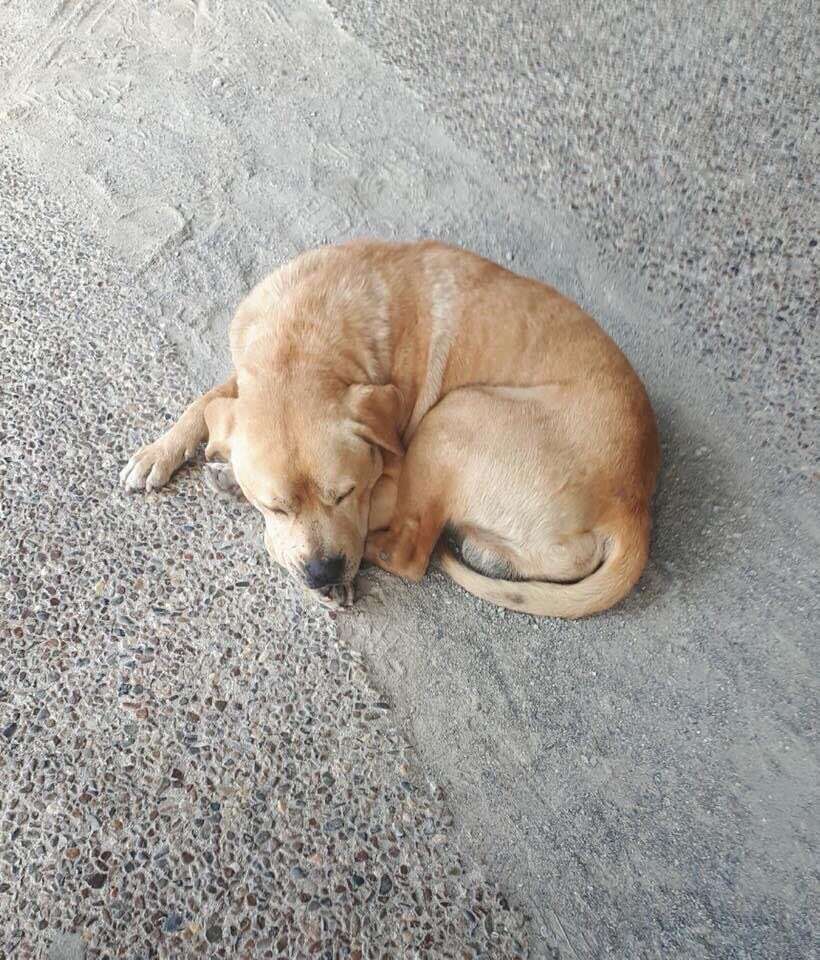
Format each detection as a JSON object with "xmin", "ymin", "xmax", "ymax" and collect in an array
[
  {"xmin": 120, "ymin": 438, "xmax": 183, "ymax": 493},
  {"xmin": 203, "ymin": 461, "xmax": 242, "ymax": 497}
]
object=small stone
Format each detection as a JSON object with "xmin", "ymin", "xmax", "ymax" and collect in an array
[
  {"xmin": 205, "ymin": 924, "xmax": 222, "ymax": 943},
  {"xmin": 378, "ymin": 875, "xmax": 393, "ymax": 896},
  {"xmin": 86, "ymin": 872, "xmax": 107, "ymax": 889},
  {"xmin": 163, "ymin": 912, "xmax": 184, "ymax": 933}
]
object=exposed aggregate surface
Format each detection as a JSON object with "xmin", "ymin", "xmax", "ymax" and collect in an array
[{"xmin": 0, "ymin": 166, "xmax": 529, "ymax": 959}]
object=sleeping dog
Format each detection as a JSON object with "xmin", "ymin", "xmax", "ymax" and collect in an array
[{"xmin": 121, "ymin": 240, "xmax": 660, "ymax": 618}]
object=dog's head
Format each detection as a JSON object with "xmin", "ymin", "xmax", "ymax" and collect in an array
[{"xmin": 204, "ymin": 375, "xmax": 402, "ymax": 600}]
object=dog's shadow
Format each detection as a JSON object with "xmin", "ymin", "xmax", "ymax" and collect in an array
[{"xmin": 619, "ymin": 399, "xmax": 746, "ymax": 616}]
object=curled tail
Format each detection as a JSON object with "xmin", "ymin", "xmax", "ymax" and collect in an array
[{"xmin": 438, "ymin": 512, "xmax": 651, "ymax": 619}]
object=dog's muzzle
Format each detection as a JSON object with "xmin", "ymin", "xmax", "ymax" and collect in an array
[{"xmin": 303, "ymin": 555, "xmax": 346, "ymax": 590}]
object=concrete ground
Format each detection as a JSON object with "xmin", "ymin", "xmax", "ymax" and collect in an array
[
  {"xmin": 0, "ymin": 1, "xmax": 816, "ymax": 959},
  {"xmin": 328, "ymin": 0, "xmax": 818, "ymax": 492}
]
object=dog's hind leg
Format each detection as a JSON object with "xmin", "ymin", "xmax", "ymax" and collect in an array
[{"xmin": 120, "ymin": 374, "xmax": 237, "ymax": 492}]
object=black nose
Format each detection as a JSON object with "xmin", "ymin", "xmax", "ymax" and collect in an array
[{"xmin": 304, "ymin": 555, "xmax": 345, "ymax": 589}]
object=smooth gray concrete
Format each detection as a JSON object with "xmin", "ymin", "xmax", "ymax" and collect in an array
[{"xmin": 1, "ymin": 1, "xmax": 816, "ymax": 958}]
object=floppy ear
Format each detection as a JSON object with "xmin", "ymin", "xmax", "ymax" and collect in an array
[
  {"xmin": 204, "ymin": 397, "xmax": 236, "ymax": 462},
  {"xmin": 347, "ymin": 384, "xmax": 404, "ymax": 456}
]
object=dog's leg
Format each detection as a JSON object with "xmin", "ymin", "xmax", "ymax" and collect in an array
[
  {"xmin": 120, "ymin": 374, "xmax": 237, "ymax": 492},
  {"xmin": 368, "ymin": 474, "xmax": 398, "ymax": 533},
  {"xmin": 364, "ymin": 443, "xmax": 448, "ymax": 582}
]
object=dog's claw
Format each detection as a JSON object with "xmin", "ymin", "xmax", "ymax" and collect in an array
[
  {"xmin": 316, "ymin": 582, "xmax": 355, "ymax": 611},
  {"xmin": 119, "ymin": 438, "xmax": 180, "ymax": 493}
]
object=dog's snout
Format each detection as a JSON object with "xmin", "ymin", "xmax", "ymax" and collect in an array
[{"xmin": 304, "ymin": 555, "xmax": 345, "ymax": 589}]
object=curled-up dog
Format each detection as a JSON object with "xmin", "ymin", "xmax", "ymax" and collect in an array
[{"xmin": 121, "ymin": 240, "xmax": 660, "ymax": 617}]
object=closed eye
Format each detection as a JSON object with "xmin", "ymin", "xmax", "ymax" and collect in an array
[
  {"xmin": 258, "ymin": 499, "xmax": 290, "ymax": 518},
  {"xmin": 335, "ymin": 486, "xmax": 355, "ymax": 506}
]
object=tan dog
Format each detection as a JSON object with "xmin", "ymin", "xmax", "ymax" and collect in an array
[{"xmin": 121, "ymin": 240, "xmax": 660, "ymax": 618}]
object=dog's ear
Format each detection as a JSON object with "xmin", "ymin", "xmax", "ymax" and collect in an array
[
  {"xmin": 347, "ymin": 384, "xmax": 404, "ymax": 456},
  {"xmin": 203, "ymin": 461, "xmax": 243, "ymax": 498},
  {"xmin": 204, "ymin": 397, "xmax": 236, "ymax": 461}
]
